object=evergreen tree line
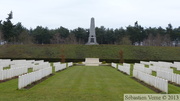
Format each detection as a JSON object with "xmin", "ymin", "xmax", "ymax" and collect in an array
[{"xmin": 0, "ymin": 11, "xmax": 180, "ymax": 46}]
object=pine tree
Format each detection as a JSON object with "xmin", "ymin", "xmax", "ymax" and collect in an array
[{"xmin": 2, "ymin": 11, "xmax": 15, "ymax": 43}]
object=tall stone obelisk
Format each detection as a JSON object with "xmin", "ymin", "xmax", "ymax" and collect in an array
[{"xmin": 86, "ymin": 17, "xmax": 98, "ymax": 45}]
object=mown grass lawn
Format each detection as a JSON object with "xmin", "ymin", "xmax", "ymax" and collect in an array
[
  {"xmin": 1, "ymin": 65, "xmax": 179, "ymax": 101},
  {"xmin": 0, "ymin": 66, "xmax": 156, "ymax": 101}
]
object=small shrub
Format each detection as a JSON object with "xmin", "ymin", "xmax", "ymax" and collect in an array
[
  {"xmin": 78, "ymin": 62, "xmax": 83, "ymax": 64},
  {"xmin": 102, "ymin": 61, "xmax": 106, "ymax": 64}
]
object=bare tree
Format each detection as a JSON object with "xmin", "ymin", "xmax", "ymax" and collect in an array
[
  {"xmin": 154, "ymin": 34, "xmax": 162, "ymax": 46},
  {"xmin": 50, "ymin": 33, "xmax": 65, "ymax": 44},
  {"xmin": 64, "ymin": 34, "xmax": 78, "ymax": 44},
  {"xmin": 18, "ymin": 31, "xmax": 34, "ymax": 44},
  {"xmin": 143, "ymin": 34, "xmax": 172, "ymax": 46},
  {"xmin": 161, "ymin": 34, "xmax": 172, "ymax": 46},
  {"xmin": 143, "ymin": 34, "xmax": 153, "ymax": 46},
  {"xmin": 50, "ymin": 33, "xmax": 79, "ymax": 44},
  {"xmin": 119, "ymin": 36, "xmax": 132, "ymax": 45}
]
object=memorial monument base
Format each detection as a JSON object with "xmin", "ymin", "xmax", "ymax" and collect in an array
[
  {"xmin": 83, "ymin": 58, "xmax": 101, "ymax": 66},
  {"xmin": 85, "ymin": 42, "xmax": 99, "ymax": 45}
]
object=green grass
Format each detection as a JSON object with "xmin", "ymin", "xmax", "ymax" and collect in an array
[
  {"xmin": 171, "ymin": 67, "xmax": 180, "ymax": 74},
  {"xmin": 27, "ymin": 68, "xmax": 33, "ymax": 73},
  {"xmin": 3, "ymin": 66, "xmax": 10, "ymax": 70},
  {"xmin": 168, "ymin": 84, "xmax": 180, "ymax": 93},
  {"xmin": 152, "ymin": 71, "xmax": 157, "ymax": 76},
  {"xmin": 0, "ymin": 66, "xmax": 157, "ymax": 101},
  {"xmin": 130, "ymin": 64, "xmax": 134, "ymax": 76},
  {"xmin": 0, "ymin": 44, "xmax": 180, "ymax": 61}
]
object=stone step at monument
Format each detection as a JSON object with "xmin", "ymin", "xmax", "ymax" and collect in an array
[{"xmin": 84, "ymin": 58, "xmax": 101, "ymax": 66}]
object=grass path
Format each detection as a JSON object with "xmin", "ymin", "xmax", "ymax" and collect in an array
[{"xmin": 0, "ymin": 66, "xmax": 158, "ymax": 101}]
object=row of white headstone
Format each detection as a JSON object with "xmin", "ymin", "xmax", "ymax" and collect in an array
[
  {"xmin": 18, "ymin": 67, "xmax": 52, "ymax": 89},
  {"xmin": 149, "ymin": 65, "xmax": 173, "ymax": 73},
  {"xmin": 0, "ymin": 59, "xmax": 12, "ymax": 69},
  {"xmin": 10, "ymin": 64, "xmax": 32, "ymax": 69},
  {"xmin": 172, "ymin": 62, "xmax": 180, "ymax": 70},
  {"xmin": 134, "ymin": 63, "xmax": 152, "ymax": 74},
  {"xmin": 140, "ymin": 61, "xmax": 180, "ymax": 84},
  {"xmin": 32, "ymin": 62, "xmax": 51, "ymax": 71},
  {"xmin": 123, "ymin": 63, "xmax": 131, "ymax": 67},
  {"xmin": 148, "ymin": 61, "xmax": 172, "ymax": 69},
  {"xmin": 118, "ymin": 64, "xmax": 131, "ymax": 75},
  {"xmin": 0, "ymin": 59, "xmax": 47, "ymax": 70},
  {"xmin": 111, "ymin": 63, "xmax": 117, "ymax": 68},
  {"xmin": 139, "ymin": 61, "xmax": 151, "ymax": 65},
  {"xmin": 133, "ymin": 69, "xmax": 168, "ymax": 93},
  {"xmin": 54, "ymin": 62, "xmax": 66, "ymax": 72},
  {"xmin": 111, "ymin": 63, "xmax": 131, "ymax": 75},
  {"xmin": 0, "ymin": 59, "xmax": 52, "ymax": 81},
  {"xmin": 141, "ymin": 61, "xmax": 180, "ymax": 70},
  {"xmin": 67, "ymin": 62, "xmax": 73, "ymax": 67},
  {"xmin": 0, "ymin": 59, "xmax": 74, "ymax": 88},
  {"xmin": 0, "ymin": 59, "xmax": 36, "ymax": 69},
  {"xmin": 157, "ymin": 71, "xmax": 180, "ymax": 85},
  {"xmin": 111, "ymin": 62, "xmax": 169, "ymax": 93},
  {"xmin": 0, "ymin": 67, "xmax": 28, "ymax": 80},
  {"xmin": 18, "ymin": 62, "xmax": 74, "ymax": 89}
]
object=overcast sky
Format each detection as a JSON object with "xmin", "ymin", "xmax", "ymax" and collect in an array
[{"xmin": 0, "ymin": 0, "xmax": 180, "ymax": 29}]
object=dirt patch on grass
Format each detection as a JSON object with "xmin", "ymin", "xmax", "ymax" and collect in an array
[{"xmin": 131, "ymin": 77, "xmax": 162, "ymax": 93}]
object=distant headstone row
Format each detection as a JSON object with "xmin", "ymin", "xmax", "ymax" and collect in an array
[
  {"xmin": 54, "ymin": 62, "xmax": 66, "ymax": 72},
  {"xmin": 0, "ymin": 59, "xmax": 73, "ymax": 89},
  {"xmin": 140, "ymin": 61, "xmax": 180, "ymax": 85},
  {"xmin": 111, "ymin": 61, "xmax": 180, "ymax": 93},
  {"xmin": 111, "ymin": 63, "xmax": 131, "ymax": 75}
]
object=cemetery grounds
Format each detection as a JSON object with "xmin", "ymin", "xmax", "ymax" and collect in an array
[{"xmin": 0, "ymin": 65, "xmax": 180, "ymax": 101}]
